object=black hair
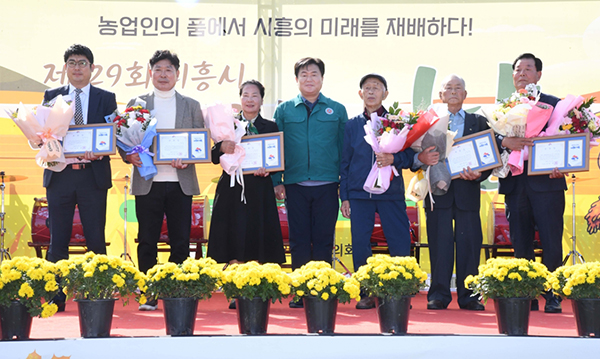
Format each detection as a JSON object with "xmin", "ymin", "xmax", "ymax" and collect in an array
[
  {"xmin": 239, "ymin": 80, "xmax": 265, "ymax": 99},
  {"xmin": 294, "ymin": 57, "xmax": 325, "ymax": 77},
  {"xmin": 512, "ymin": 53, "xmax": 543, "ymax": 72},
  {"xmin": 63, "ymin": 44, "xmax": 94, "ymax": 64},
  {"xmin": 149, "ymin": 50, "xmax": 180, "ymax": 70}
]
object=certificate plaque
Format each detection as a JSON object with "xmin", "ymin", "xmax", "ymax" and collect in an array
[
  {"xmin": 154, "ymin": 128, "xmax": 211, "ymax": 164},
  {"xmin": 445, "ymin": 129, "xmax": 502, "ymax": 179},
  {"xmin": 240, "ymin": 132, "xmax": 285, "ymax": 174},
  {"xmin": 63, "ymin": 123, "xmax": 116, "ymax": 157},
  {"xmin": 528, "ymin": 133, "xmax": 590, "ymax": 175}
]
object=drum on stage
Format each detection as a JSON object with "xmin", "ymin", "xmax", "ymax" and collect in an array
[{"xmin": 31, "ymin": 197, "xmax": 86, "ymax": 246}]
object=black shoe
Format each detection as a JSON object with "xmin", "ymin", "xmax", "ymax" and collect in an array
[
  {"xmin": 427, "ymin": 300, "xmax": 447, "ymax": 310},
  {"xmin": 289, "ymin": 299, "xmax": 304, "ymax": 308},
  {"xmin": 460, "ymin": 301, "xmax": 485, "ymax": 311},
  {"xmin": 50, "ymin": 292, "xmax": 66, "ymax": 312},
  {"xmin": 530, "ymin": 299, "xmax": 539, "ymax": 311},
  {"xmin": 544, "ymin": 296, "xmax": 562, "ymax": 313},
  {"xmin": 228, "ymin": 299, "xmax": 236, "ymax": 310},
  {"xmin": 355, "ymin": 297, "xmax": 376, "ymax": 309},
  {"xmin": 139, "ymin": 299, "xmax": 158, "ymax": 311}
]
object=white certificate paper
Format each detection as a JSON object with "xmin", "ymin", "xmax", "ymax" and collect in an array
[
  {"xmin": 159, "ymin": 133, "xmax": 189, "ymax": 159},
  {"xmin": 190, "ymin": 133, "xmax": 206, "ymax": 159},
  {"xmin": 240, "ymin": 141, "xmax": 263, "ymax": 169},
  {"xmin": 567, "ymin": 139, "xmax": 584, "ymax": 168},
  {"xmin": 264, "ymin": 139, "xmax": 279, "ymax": 167},
  {"xmin": 475, "ymin": 137, "xmax": 495, "ymax": 165},
  {"xmin": 95, "ymin": 128, "xmax": 111, "ymax": 152},
  {"xmin": 447, "ymin": 141, "xmax": 478, "ymax": 174},
  {"xmin": 64, "ymin": 129, "xmax": 93, "ymax": 153},
  {"xmin": 533, "ymin": 141, "xmax": 565, "ymax": 169}
]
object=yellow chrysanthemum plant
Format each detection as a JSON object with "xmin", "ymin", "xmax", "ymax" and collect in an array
[
  {"xmin": 220, "ymin": 262, "xmax": 291, "ymax": 303},
  {"xmin": 353, "ymin": 255, "xmax": 428, "ymax": 298},
  {"xmin": 549, "ymin": 262, "xmax": 600, "ymax": 300},
  {"xmin": 145, "ymin": 258, "xmax": 222, "ymax": 300},
  {"xmin": 0, "ymin": 257, "xmax": 60, "ymax": 318},
  {"xmin": 465, "ymin": 257, "xmax": 551, "ymax": 302},
  {"xmin": 289, "ymin": 261, "xmax": 361, "ymax": 304},
  {"xmin": 56, "ymin": 252, "xmax": 146, "ymax": 305}
]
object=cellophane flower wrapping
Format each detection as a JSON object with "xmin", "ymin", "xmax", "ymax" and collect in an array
[
  {"xmin": 106, "ymin": 100, "xmax": 158, "ymax": 180},
  {"xmin": 544, "ymin": 95, "xmax": 600, "ymax": 145},
  {"xmin": 203, "ymin": 103, "xmax": 246, "ymax": 175},
  {"xmin": 7, "ymin": 95, "xmax": 74, "ymax": 172}
]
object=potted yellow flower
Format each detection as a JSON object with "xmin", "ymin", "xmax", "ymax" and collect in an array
[
  {"xmin": 145, "ymin": 258, "xmax": 222, "ymax": 336},
  {"xmin": 57, "ymin": 253, "xmax": 145, "ymax": 338},
  {"xmin": 465, "ymin": 257, "xmax": 550, "ymax": 336},
  {"xmin": 290, "ymin": 261, "xmax": 360, "ymax": 333},
  {"xmin": 220, "ymin": 262, "xmax": 291, "ymax": 334},
  {"xmin": 549, "ymin": 262, "xmax": 600, "ymax": 337},
  {"xmin": 353, "ymin": 255, "xmax": 428, "ymax": 334},
  {"xmin": 0, "ymin": 257, "xmax": 59, "ymax": 340}
]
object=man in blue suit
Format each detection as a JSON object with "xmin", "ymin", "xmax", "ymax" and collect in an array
[
  {"xmin": 44, "ymin": 44, "xmax": 117, "ymax": 310},
  {"xmin": 498, "ymin": 53, "xmax": 566, "ymax": 313},
  {"xmin": 424, "ymin": 75, "xmax": 489, "ymax": 311}
]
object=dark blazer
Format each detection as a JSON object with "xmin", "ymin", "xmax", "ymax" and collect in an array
[
  {"xmin": 211, "ymin": 114, "xmax": 278, "ymax": 162},
  {"xmin": 42, "ymin": 85, "xmax": 117, "ymax": 190},
  {"xmin": 425, "ymin": 112, "xmax": 491, "ymax": 211},
  {"xmin": 498, "ymin": 92, "xmax": 567, "ymax": 195}
]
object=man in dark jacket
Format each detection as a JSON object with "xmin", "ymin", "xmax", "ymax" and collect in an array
[{"xmin": 339, "ymin": 74, "xmax": 437, "ymax": 309}]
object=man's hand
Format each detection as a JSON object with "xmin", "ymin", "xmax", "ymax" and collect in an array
[
  {"xmin": 502, "ymin": 137, "xmax": 533, "ymax": 151},
  {"xmin": 171, "ymin": 158, "xmax": 188, "ymax": 169},
  {"xmin": 254, "ymin": 167, "xmax": 269, "ymax": 177},
  {"xmin": 81, "ymin": 151, "xmax": 102, "ymax": 161},
  {"xmin": 341, "ymin": 200, "xmax": 351, "ymax": 219},
  {"xmin": 550, "ymin": 168, "xmax": 566, "ymax": 179},
  {"xmin": 375, "ymin": 152, "xmax": 394, "ymax": 168},
  {"xmin": 220, "ymin": 140, "xmax": 236, "ymax": 154},
  {"xmin": 459, "ymin": 167, "xmax": 481, "ymax": 181},
  {"xmin": 274, "ymin": 184, "xmax": 286, "ymax": 200},
  {"xmin": 126, "ymin": 153, "xmax": 142, "ymax": 167},
  {"xmin": 418, "ymin": 146, "xmax": 439, "ymax": 166}
]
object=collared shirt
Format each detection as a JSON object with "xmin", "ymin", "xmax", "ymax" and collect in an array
[
  {"xmin": 68, "ymin": 83, "xmax": 91, "ymax": 125},
  {"xmin": 448, "ymin": 109, "xmax": 466, "ymax": 139},
  {"xmin": 363, "ymin": 105, "xmax": 386, "ymax": 119},
  {"xmin": 301, "ymin": 94, "xmax": 320, "ymax": 113}
]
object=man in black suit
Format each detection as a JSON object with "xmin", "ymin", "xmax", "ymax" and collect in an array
[
  {"xmin": 44, "ymin": 44, "xmax": 117, "ymax": 310},
  {"xmin": 498, "ymin": 53, "xmax": 566, "ymax": 313},
  {"xmin": 423, "ymin": 75, "xmax": 489, "ymax": 311}
]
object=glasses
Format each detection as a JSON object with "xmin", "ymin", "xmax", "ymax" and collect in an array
[{"xmin": 66, "ymin": 60, "xmax": 89, "ymax": 68}]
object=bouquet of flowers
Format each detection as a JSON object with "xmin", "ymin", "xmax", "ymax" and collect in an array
[
  {"xmin": 145, "ymin": 258, "xmax": 222, "ymax": 300},
  {"xmin": 544, "ymin": 96, "xmax": 600, "ymax": 141},
  {"xmin": 363, "ymin": 102, "xmax": 438, "ymax": 194},
  {"xmin": 482, "ymin": 84, "xmax": 553, "ymax": 177},
  {"xmin": 548, "ymin": 262, "xmax": 600, "ymax": 300},
  {"xmin": 106, "ymin": 102, "xmax": 158, "ymax": 180},
  {"xmin": 56, "ymin": 252, "xmax": 146, "ymax": 305},
  {"xmin": 353, "ymin": 255, "xmax": 428, "ymax": 298},
  {"xmin": 6, "ymin": 95, "xmax": 74, "ymax": 172},
  {"xmin": 289, "ymin": 261, "xmax": 361, "ymax": 304},
  {"xmin": 0, "ymin": 257, "xmax": 59, "ymax": 318},
  {"xmin": 220, "ymin": 262, "xmax": 291, "ymax": 303},
  {"xmin": 465, "ymin": 257, "xmax": 550, "ymax": 301},
  {"xmin": 203, "ymin": 103, "xmax": 248, "ymax": 201}
]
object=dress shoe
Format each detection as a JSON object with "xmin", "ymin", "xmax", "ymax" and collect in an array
[
  {"xmin": 460, "ymin": 301, "xmax": 485, "ymax": 311},
  {"xmin": 355, "ymin": 297, "xmax": 376, "ymax": 309},
  {"xmin": 544, "ymin": 295, "xmax": 562, "ymax": 313},
  {"xmin": 289, "ymin": 299, "xmax": 304, "ymax": 308},
  {"xmin": 50, "ymin": 292, "xmax": 66, "ymax": 312},
  {"xmin": 530, "ymin": 299, "xmax": 539, "ymax": 311},
  {"xmin": 427, "ymin": 300, "xmax": 447, "ymax": 310},
  {"xmin": 139, "ymin": 298, "xmax": 158, "ymax": 311},
  {"xmin": 228, "ymin": 299, "xmax": 236, "ymax": 310}
]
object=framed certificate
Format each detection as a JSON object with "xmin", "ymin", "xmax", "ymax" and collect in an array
[
  {"xmin": 240, "ymin": 132, "xmax": 285, "ymax": 174},
  {"xmin": 445, "ymin": 129, "xmax": 502, "ymax": 179},
  {"xmin": 528, "ymin": 133, "xmax": 590, "ymax": 175},
  {"xmin": 153, "ymin": 129, "xmax": 211, "ymax": 164},
  {"xmin": 63, "ymin": 123, "xmax": 116, "ymax": 158}
]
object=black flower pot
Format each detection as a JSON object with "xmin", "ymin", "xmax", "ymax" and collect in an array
[
  {"xmin": 0, "ymin": 301, "xmax": 32, "ymax": 340},
  {"xmin": 493, "ymin": 297, "xmax": 531, "ymax": 336},
  {"xmin": 375, "ymin": 296, "xmax": 412, "ymax": 335},
  {"xmin": 303, "ymin": 296, "xmax": 338, "ymax": 334},
  {"xmin": 76, "ymin": 299, "xmax": 116, "ymax": 338},
  {"xmin": 236, "ymin": 297, "xmax": 270, "ymax": 335},
  {"xmin": 572, "ymin": 298, "xmax": 600, "ymax": 337},
  {"xmin": 162, "ymin": 297, "xmax": 198, "ymax": 336}
]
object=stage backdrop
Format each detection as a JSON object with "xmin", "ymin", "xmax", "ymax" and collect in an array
[{"xmin": 1, "ymin": 0, "xmax": 600, "ymax": 273}]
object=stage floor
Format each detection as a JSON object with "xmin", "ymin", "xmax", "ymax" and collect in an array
[{"xmin": 30, "ymin": 291, "xmax": 579, "ymax": 338}]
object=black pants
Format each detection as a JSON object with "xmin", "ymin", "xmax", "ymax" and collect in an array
[
  {"xmin": 135, "ymin": 182, "xmax": 192, "ymax": 273},
  {"xmin": 46, "ymin": 166, "xmax": 107, "ymax": 262}
]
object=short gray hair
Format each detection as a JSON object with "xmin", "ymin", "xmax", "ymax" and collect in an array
[{"xmin": 440, "ymin": 74, "xmax": 466, "ymax": 91}]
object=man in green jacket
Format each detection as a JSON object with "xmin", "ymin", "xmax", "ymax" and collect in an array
[{"xmin": 273, "ymin": 57, "xmax": 348, "ymax": 308}]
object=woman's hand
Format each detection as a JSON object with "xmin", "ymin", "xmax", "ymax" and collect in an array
[{"xmin": 220, "ymin": 140, "xmax": 236, "ymax": 154}]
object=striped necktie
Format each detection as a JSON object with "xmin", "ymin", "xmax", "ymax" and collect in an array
[{"xmin": 74, "ymin": 88, "xmax": 84, "ymax": 125}]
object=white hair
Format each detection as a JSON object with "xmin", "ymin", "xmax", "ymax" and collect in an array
[{"xmin": 440, "ymin": 74, "xmax": 466, "ymax": 91}]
